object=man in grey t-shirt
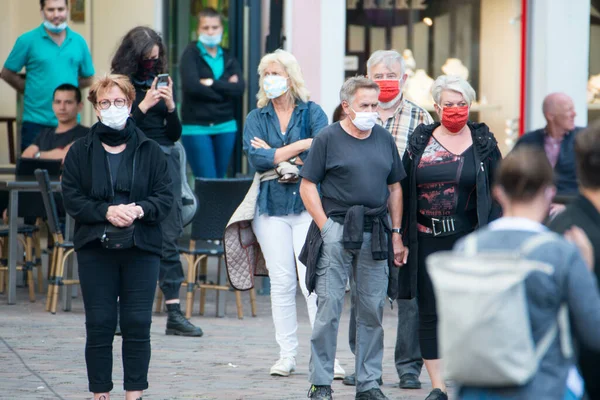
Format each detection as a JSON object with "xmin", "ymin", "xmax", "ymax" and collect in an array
[{"xmin": 300, "ymin": 77, "xmax": 407, "ymax": 400}]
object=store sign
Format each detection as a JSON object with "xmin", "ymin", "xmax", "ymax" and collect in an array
[{"xmin": 347, "ymin": 0, "xmax": 427, "ymax": 10}]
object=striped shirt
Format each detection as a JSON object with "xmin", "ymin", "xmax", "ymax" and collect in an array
[{"xmin": 377, "ymin": 98, "xmax": 434, "ymax": 157}]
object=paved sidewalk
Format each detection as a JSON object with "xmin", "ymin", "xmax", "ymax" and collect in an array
[{"xmin": 0, "ymin": 288, "xmax": 455, "ymax": 400}]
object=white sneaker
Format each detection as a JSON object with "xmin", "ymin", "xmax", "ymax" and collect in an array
[
  {"xmin": 270, "ymin": 356, "xmax": 296, "ymax": 377},
  {"xmin": 334, "ymin": 358, "xmax": 346, "ymax": 380}
]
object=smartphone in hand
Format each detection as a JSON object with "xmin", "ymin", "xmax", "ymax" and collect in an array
[{"xmin": 157, "ymin": 74, "xmax": 169, "ymax": 88}]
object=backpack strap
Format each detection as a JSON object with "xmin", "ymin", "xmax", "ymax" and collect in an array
[
  {"xmin": 463, "ymin": 234, "xmax": 478, "ymax": 257},
  {"xmin": 520, "ymin": 232, "xmax": 560, "ymax": 256},
  {"xmin": 534, "ymin": 318, "xmax": 558, "ymax": 364},
  {"xmin": 558, "ymin": 304, "xmax": 573, "ymax": 358},
  {"xmin": 300, "ymin": 101, "xmax": 313, "ymax": 140},
  {"xmin": 535, "ymin": 304, "xmax": 573, "ymax": 364}
]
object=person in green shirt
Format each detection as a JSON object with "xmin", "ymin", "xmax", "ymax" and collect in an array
[
  {"xmin": 0, "ymin": 0, "xmax": 95, "ymax": 151},
  {"xmin": 179, "ymin": 7, "xmax": 245, "ymax": 178}
]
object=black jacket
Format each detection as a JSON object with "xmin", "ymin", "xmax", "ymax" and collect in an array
[
  {"xmin": 179, "ymin": 43, "xmax": 245, "ymax": 126},
  {"xmin": 131, "ymin": 83, "xmax": 182, "ymax": 147},
  {"xmin": 398, "ymin": 122, "xmax": 502, "ymax": 299},
  {"xmin": 299, "ymin": 205, "xmax": 399, "ymax": 301},
  {"xmin": 62, "ymin": 123, "xmax": 173, "ymax": 255},
  {"xmin": 548, "ymin": 194, "xmax": 600, "ymax": 398},
  {"xmin": 513, "ymin": 127, "xmax": 581, "ymax": 195}
]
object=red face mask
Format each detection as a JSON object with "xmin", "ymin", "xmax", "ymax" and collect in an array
[
  {"xmin": 376, "ymin": 79, "xmax": 400, "ymax": 102},
  {"xmin": 440, "ymin": 105, "xmax": 469, "ymax": 133}
]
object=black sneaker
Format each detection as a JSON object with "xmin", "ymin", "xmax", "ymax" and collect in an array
[
  {"xmin": 165, "ymin": 304, "xmax": 204, "ymax": 337},
  {"xmin": 356, "ymin": 388, "xmax": 388, "ymax": 400},
  {"xmin": 399, "ymin": 373, "xmax": 421, "ymax": 389},
  {"xmin": 425, "ymin": 389, "xmax": 448, "ymax": 400},
  {"xmin": 342, "ymin": 373, "xmax": 383, "ymax": 387},
  {"xmin": 307, "ymin": 385, "xmax": 333, "ymax": 399}
]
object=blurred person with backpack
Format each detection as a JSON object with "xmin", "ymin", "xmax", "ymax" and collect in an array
[{"xmin": 427, "ymin": 147, "xmax": 600, "ymax": 400}]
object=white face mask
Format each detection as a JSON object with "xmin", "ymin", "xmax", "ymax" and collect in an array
[
  {"xmin": 349, "ymin": 107, "xmax": 378, "ymax": 131},
  {"xmin": 43, "ymin": 19, "xmax": 67, "ymax": 33},
  {"xmin": 100, "ymin": 106, "xmax": 129, "ymax": 130},
  {"xmin": 263, "ymin": 75, "xmax": 289, "ymax": 99},
  {"xmin": 199, "ymin": 32, "xmax": 222, "ymax": 47}
]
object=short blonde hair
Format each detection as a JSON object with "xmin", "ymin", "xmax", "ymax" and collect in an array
[
  {"xmin": 256, "ymin": 49, "xmax": 310, "ymax": 108},
  {"xmin": 88, "ymin": 74, "xmax": 136, "ymax": 108},
  {"xmin": 431, "ymin": 75, "xmax": 476, "ymax": 105}
]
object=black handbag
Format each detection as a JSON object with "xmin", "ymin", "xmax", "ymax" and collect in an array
[{"xmin": 101, "ymin": 224, "xmax": 135, "ymax": 250}]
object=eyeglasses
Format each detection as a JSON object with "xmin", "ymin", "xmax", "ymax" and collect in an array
[{"xmin": 97, "ymin": 98, "xmax": 127, "ymax": 110}]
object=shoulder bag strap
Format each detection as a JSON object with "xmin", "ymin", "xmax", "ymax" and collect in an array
[{"xmin": 300, "ymin": 101, "xmax": 313, "ymax": 140}]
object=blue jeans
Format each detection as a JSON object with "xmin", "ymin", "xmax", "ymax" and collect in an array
[
  {"xmin": 181, "ymin": 131, "xmax": 237, "ymax": 178},
  {"xmin": 309, "ymin": 219, "xmax": 388, "ymax": 393},
  {"xmin": 21, "ymin": 121, "xmax": 54, "ymax": 151}
]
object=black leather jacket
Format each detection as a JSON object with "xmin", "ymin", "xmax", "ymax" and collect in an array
[{"xmin": 397, "ymin": 121, "xmax": 503, "ymax": 299}]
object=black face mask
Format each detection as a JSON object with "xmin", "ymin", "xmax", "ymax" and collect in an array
[{"xmin": 135, "ymin": 58, "xmax": 158, "ymax": 84}]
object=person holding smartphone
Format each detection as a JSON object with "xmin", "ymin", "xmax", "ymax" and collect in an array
[
  {"xmin": 179, "ymin": 7, "xmax": 245, "ymax": 178},
  {"xmin": 111, "ymin": 26, "xmax": 204, "ymax": 337}
]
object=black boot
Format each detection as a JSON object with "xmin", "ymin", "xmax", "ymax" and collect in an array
[{"xmin": 165, "ymin": 303, "xmax": 204, "ymax": 337}]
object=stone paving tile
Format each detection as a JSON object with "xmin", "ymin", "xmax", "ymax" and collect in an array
[{"xmin": 0, "ymin": 289, "xmax": 455, "ymax": 400}]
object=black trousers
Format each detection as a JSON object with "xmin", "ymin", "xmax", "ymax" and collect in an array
[
  {"xmin": 416, "ymin": 233, "xmax": 464, "ymax": 360},
  {"xmin": 158, "ymin": 147, "xmax": 185, "ymax": 301},
  {"xmin": 78, "ymin": 245, "xmax": 160, "ymax": 393}
]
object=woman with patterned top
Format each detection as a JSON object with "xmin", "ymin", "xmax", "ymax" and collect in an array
[{"xmin": 398, "ymin": 75, "xmax": 502, "ymax": 400}]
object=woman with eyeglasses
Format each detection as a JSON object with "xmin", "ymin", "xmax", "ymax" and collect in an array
[
  {"xmin": 111, "ymin": 26, "xmax": 203, "ymax": 337},
  {"xmin": 62, "ymin": 74, "xmax": 173, "ymax": 400},
  {"xmin": 399, "ymin": 75, "xmax": 502, "ymax": 400}
]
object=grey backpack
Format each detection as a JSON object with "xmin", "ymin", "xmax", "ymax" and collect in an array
[{"xmin": 426, "ymin": 232, "xmax": 572, "ymax": 386}]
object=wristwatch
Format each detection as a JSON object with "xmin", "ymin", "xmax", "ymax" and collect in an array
[
  {"xmin": 391, "ymin": 228, "xmax": 402, "ymax": 235},
  {"xmin": 34, "ymin": 151, "xmax": 41, "ymax": 159}
]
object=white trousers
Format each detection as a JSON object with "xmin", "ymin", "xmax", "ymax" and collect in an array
[{"xmin": 252, "ymin": 210, "xmax": 317, "ymax": 358}]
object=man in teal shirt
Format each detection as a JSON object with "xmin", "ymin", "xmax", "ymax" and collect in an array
[{"xmin": 1, "ymin": 0, "xmax": 95, "ymax": 150}]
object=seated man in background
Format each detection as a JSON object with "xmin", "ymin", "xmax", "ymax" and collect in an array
[
  {"xmin": 22, "ymin": 83, "xmax": 88, "ymax": 162},
  {"xmin": 548, "ymin": 120, "xmax": 600, "ymax": 400}
]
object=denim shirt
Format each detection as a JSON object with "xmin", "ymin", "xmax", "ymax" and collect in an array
[{"xmin": 243, "ymin": 100, "xmax": 328, "ymax": 216}]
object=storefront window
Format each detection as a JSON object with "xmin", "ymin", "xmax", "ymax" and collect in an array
[
  {"xmin": 588, "ymin": 1, "xmax": 600, "ymax": 119},
  {"xmin": 345, "ymin": 0, "xmax": 522, "ymax": 153},
  {"xmin": 346, "ymin": 0, "xmax": 480, "ymax": 110}
]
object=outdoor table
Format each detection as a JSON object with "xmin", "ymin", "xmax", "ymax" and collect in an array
[{"xmin": 0, "ymin": 174, "xmax": 73, "ymax": 305}]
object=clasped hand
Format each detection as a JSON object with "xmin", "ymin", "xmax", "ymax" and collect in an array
[{"xmin": 106, "ymin": 203, "xmax": 143, "ymax": 228}]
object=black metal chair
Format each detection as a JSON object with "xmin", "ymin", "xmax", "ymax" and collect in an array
[
  {"xmin": 156, "ymin": 178, "xmax": 257, "ymax": 319},
  {"xmin": 0, "ymin": 223, "xmax": 40, "ymax": 302},
  {"xmin": 34, "ymin": 169, "xmax": 76, "ymax": 314},
  {"xmin": 0, "ymin": 186, "xmax": 44, "ymax": 301}
]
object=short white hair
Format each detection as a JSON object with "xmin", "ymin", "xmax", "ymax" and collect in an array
[
  {"xmin": 339, "ymin": 76, "xmax": 380, "ymax": 105},
  {"xmin": 431, "ymin": 75, "xmax": 476, "ymax": 105},
  {"xmin": 366, "ymin": 50, "xmax": 406, "ymax": 77}
]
